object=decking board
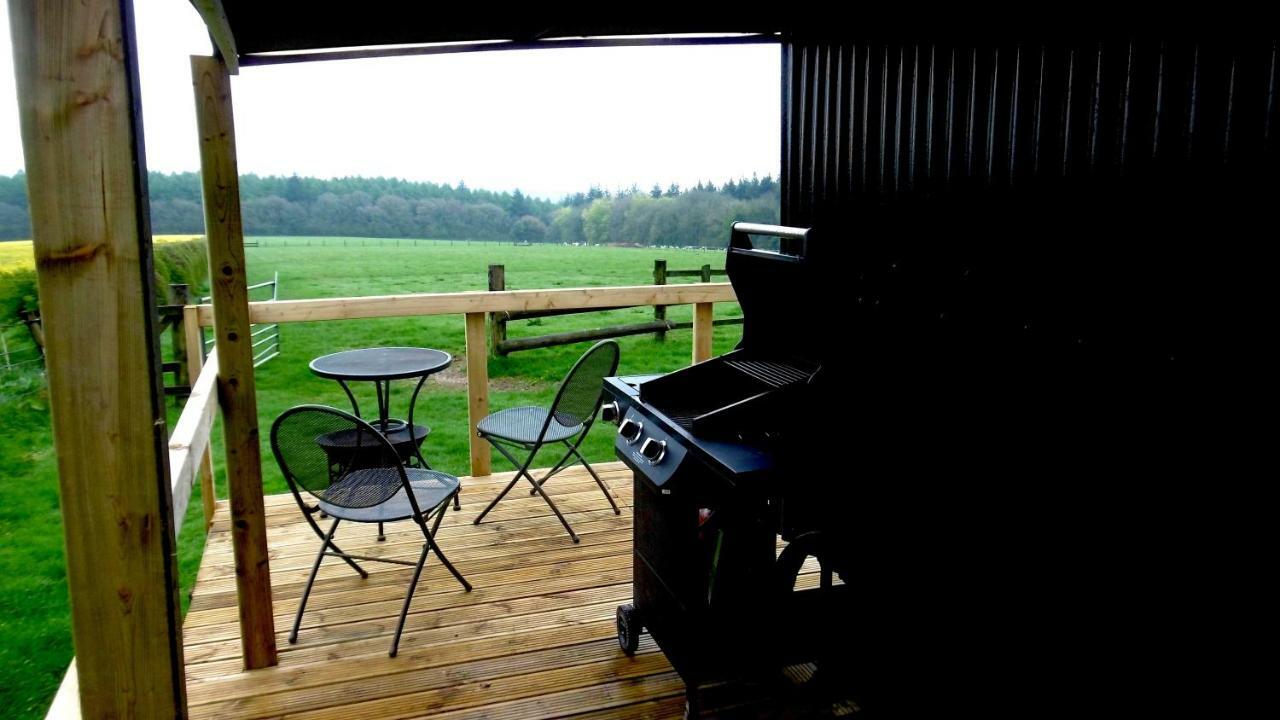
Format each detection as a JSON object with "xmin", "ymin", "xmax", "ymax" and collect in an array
[{"xmin": 184, "ymin": 461, "xmax": 837, "ymax": 719}]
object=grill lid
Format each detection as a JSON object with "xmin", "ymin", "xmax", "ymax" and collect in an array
[{"xmin": 725, "ymin": 223, "xmax": 834, "ymax": 365}]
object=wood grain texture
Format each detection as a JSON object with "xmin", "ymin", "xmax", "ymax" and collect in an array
[
  {"xmin": 464, "ymin": 312, "xmax": 491, "ymax": 476},
  {"xmin": 180, "ymin": 462, "xmax": 836, "ymax": 719},
  {"xmin": 184, "ymin": 305, "xmax": 217, "ymax": 530},
  {"xmin": 10, "ymin": 0, "xmax": 188, "ymax": 715},
  {"xmin": 191, "ymin": 54, "xmax": 277, "ymax": 670},
  {"xmin": 168, "ymin": 348, "xmax": 218, "ymax": 535},
  {"xmin": 187, "ymin": 1, "xmax": 238, "ymax": 73},
  {"xmin": 692, "ymin": 302, "xmax": 715, "ymax": 364},
  {"xmin": 194, "ymin": 283, "xmax": 737, "ymax": 327}
]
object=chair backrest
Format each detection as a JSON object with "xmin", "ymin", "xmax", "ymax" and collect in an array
[
  {"xmin": 545, "ymin": 340, "xmax": 621, "ymax": 435},
  {"xmin": 270, "ymin": 405, "xmax": 409, "ymax": 510}
]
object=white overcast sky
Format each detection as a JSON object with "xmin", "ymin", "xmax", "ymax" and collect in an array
[{"xmin": 0, "ymin": 1, "xmax": 780, "ymax": 200}]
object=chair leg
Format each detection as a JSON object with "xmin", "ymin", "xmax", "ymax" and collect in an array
[
  {"xmin": 377, "ymin": 521, "xmax": 386, "ymax": 542},
  {"xmin": 572, "ymin": 447, "xmax": 621, "ymax": 515},
  {"xmin": 528, "ymin": 471, "xmax": 580, "ymax": 543},
  {"xmin": 527, "ymin": 442, "xmax": 620, "ymax": 516},
  {"xmin": 303, "ymin": 511, "xmax": 367, "ymax": 579},
  {"xmin": 292, "ymin": 517, "xmax": 346, "ymax": 644},
  {"xmin": 391, "ymin": 497, "xmax": 471, "ymax": 657},
  {"xmin": 527, "ymin": 442, "xmax": 578, "ymax": 495},
  {"xmin": 425, "ymin": 498, "xmax": 471, "ymax": 592},
  {"xmin": 482, "ymin": 440, "xmax": 580, "ymax": 542},
  {"xmin": 390, "ymin": 543, "xmax": 430, "ymax": 658},
  {"xmin": 472, "ymin": 467, "xmax": 524, "ymax": 525}
]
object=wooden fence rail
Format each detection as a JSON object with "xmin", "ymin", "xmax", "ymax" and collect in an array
[{"xmin": 489, "ymin": 261, "xmax": 740, "ymax": 355}]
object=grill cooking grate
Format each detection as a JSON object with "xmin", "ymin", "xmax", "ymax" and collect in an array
[
  {"xmin": 725, "ymin": 360, "xmax": 813, "ymax": 388},
  {"xmin": 664, "ymin": 412, "xmax": 699, "ymax": 430}
]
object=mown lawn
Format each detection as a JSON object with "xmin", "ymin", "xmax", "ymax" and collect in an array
[{"xmin": 0, "ymin": 236, "xmax": 742, "ymax": 718}]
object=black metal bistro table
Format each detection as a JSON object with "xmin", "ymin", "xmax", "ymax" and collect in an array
[{"xmin": 309, "ymin": 347, "xmax": 457, "ymax": 531}]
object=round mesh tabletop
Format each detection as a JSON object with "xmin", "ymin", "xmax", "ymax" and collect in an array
[{"xmin": 309, "ymin": 347, "xmax": 451, "ymax": 381}]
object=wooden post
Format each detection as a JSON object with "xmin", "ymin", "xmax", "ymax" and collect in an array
[
  {"xmin": 701, "ymin": 263, "xmax": 712, "ymax": 283},
  {"xmin": 464, "ymin": 312, "xmax": 492, "ymax": 476},
  {"xmin": 693, "ymin": 302, "xmax": 715, "ymax": 364},
  {"xmin": 653, "ymin": 259, "xmax": 667, "ymax": 341},
  {"xmin": 19, "ymin": 309, "xmax": 44, "ymax": 355},
  {"xmin": 488, "ymin": 264, "xmax": 507, "ymax": 356},
  {"xmin": 185, "ymin": 306, "xmax": 217, "ymax": 532},
  {"xmin": 192, "ymin": 54, "xmax": 278, "ymax": 669},
  {"xmin": 171, "ymin": 283, "xmax": 191, "ymax": 387},
  {"xmin": 8, "ymin": 0, "xmax": 188, "ymax": 715}
]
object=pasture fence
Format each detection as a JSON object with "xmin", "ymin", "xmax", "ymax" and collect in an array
[{"xmin": 487, "ymin": 259, "xmax": 742, "ymax": 356}]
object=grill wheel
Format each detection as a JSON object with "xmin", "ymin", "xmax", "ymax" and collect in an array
[{"xmin": 616, "ymin": 603, "xmax": 641, "ymax": 655}]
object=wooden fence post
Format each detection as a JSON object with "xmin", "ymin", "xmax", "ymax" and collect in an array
[
  {"xmin": 19, "ymin": 309, "xmax": 44, "ymax": 356},
  {"xmin": 701, "ymin": 263, "xmax": 712, "ymax": 283},
  {"xmin": 653, "ymin": 259, "xmax": 667, "ymax": 341},
  {"xmin": 192, "ymin": 53, "xmax": 278, "ymax": 670},
  {"xmin": 465, "ymin": 312, "xmax": 492, "ymax": 476},
  {"xmin": 8, "ymin": 0, "xmax": 189, "ymax": 714},
  {"xmin": 693, "ymin": 303, "xmax": 714, "ymax": 365},
  {"xmin": 171, "ymin": 283, "xmax": 191, "ymax": 387},
  {"xmin": 488, "ymin": 264, "xmax": 506, "ymax": 357}
]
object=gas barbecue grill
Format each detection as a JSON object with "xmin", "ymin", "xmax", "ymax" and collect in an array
[{"xmin": 605, "ymin": 223, "xmax": 854, "ymax": 718}]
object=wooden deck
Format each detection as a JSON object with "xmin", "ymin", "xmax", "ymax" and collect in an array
[{"xmin": 183, "ymin": 462, "xmax": 835, "ymax": 719}]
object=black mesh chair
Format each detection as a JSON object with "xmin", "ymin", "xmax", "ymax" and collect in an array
[
  {"xmin": 270, "ymin": 405, "xmax": 471, "ymax": 657},
  {"xmin": 472, "ymin": 340, "xmax": 621, "ymax": 543}
]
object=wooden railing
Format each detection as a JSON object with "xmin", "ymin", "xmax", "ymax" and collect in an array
[
  {"xmin": 191, "ymin": 282, "xmax": 737, "ymax": 477},
  {"xmin": 47, "ymin": 281, "xmax": 738, "ymax": 718},
  {"xmin": 168, "ymin": 348, "xmax": 218, "ymax": 534}
]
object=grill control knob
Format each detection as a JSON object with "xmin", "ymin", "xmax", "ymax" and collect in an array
[
  {"xmin": 618, "ymin": 418, "xmax": 643, "ymax": 444},
  {"xmin": 639, "ymin": 437, "xmax": 667, "ymax": 464},
  {"xmin": 601, "ymin": 401, "xmax": 620, "ymax": 424}
]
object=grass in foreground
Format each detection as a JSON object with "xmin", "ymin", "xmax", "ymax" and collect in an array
[{"xmin": 0, "ymin": 236, "xmax": 742, "ymax": 718}]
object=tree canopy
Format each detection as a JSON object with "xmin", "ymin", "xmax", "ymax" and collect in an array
[{"xmin": 0, "ymin": 171, "xmax": 778, "ymax": 247}]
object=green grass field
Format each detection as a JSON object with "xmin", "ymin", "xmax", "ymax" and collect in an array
[{"xmin": 0, "ymin": 236, "xmax": 742, "ymax": 718}]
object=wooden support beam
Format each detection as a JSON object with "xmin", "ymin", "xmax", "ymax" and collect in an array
[
  {"xmin": 191, "ymin": 54, "xmax": 278, "ymax": 669},
  {"xmin": 692, "ymin": 303, "xmax": 715, "ymax": 364},
  {"xmin": 184, "ymin": 305, "xmax": 217, "ymax": 530},
  {"xmin": 464, "ymin": 313, "xmax": 492, "ymax": 476},
  {"xmin": 8, "ymin": 0, "xmax": 188, "ymax": 715},
  {"xmin": 189, "ymin": 0, "xmax": 239, "ymax": 73}
]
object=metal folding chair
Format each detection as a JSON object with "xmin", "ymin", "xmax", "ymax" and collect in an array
[
  {"xmin": 472, "ymin": 340, "xmax": 621, "ymax": 543},
  {"xmin": 270, "ymin": 405, "xmax": 471, "ymax": 657}
]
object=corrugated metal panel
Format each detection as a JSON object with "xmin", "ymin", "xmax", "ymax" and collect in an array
[
  {"xmin": 779, "ymin": 39, "xmax": 1277, "ymax": 366},
  {"xmin": 783, "ymin": 40, "xmax": 1279, "ymax": 224}
]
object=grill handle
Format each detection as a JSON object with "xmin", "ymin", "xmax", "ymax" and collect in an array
[{"xmin": 729, "ymin": 222, "xmax": 811, "ymax": 259}]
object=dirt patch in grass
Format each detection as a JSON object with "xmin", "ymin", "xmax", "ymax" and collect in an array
[{"xmin": 432, "ymin": 355, "xmax": 551, "ymax": 392}]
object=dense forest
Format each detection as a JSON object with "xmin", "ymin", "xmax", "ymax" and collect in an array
[{"xmin": 0, "ymin": 172, "xmax": 779, "ymax": 246}]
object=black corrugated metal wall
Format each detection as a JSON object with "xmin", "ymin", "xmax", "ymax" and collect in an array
[
  {"xmin": 783, "ymin": 40, "xmax": 1277, "ymax": 221},
  {"xmin": 777, "ymin": 39, "xmax": 1274, "ymax": 715},
  {"xmin": 779, "ymin": 39, "xmax": 1276, "ymax": 370}
]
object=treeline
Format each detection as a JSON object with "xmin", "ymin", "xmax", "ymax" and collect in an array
[{"xmin": 0, "ymin": 172, "xmax": 779, "ymax": 246}]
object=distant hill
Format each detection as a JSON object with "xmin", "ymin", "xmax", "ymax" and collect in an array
[{"xmin": 0, "ymin": 172, "xmax": 779, "ymax": 247}]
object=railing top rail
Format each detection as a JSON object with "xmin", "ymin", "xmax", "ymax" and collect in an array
[{"xmin": 192, "ymin": 282, "xmax": 736, "ymax": 327}]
